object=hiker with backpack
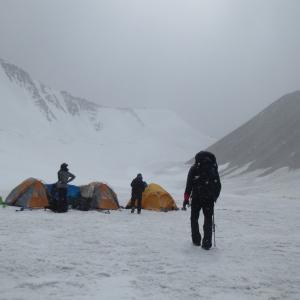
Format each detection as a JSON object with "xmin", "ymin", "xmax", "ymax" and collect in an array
[
  {"xmin": 55, "ymin": 163, "xmax": 76, "ymax": 213},
  {"xmin": 183, "ymin": 151, "xmax": 221, "ymax": 250},
  {"xmin": 130, "ymin": 173, "xmax": 147, "ymax": 214}
]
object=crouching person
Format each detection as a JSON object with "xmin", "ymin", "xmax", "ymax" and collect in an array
[{"xmin": 56, "ymin": 163, "xmax": 75, "ymax": 213}]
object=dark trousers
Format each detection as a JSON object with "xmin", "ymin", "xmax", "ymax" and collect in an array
[
  {"xmin": 131, "ymin": 194, "xmax": 142, "ymax": 212},
  {"xmin": 57, "ymin": 187, "xmax": 68, "ymax": 213},
  {"xmin": 190, "ymin": 200, "xmax": 214, "ymax": 246}
]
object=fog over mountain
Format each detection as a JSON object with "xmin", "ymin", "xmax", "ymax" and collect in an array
[
  {"xmin": 0, "ymin": 58, "xmax": 214, "ymax": 189},
  {"xmin": 1, "ymin": 0, "xmax": 300, "ymax": 138}
]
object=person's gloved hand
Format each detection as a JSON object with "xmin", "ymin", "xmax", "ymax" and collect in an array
[
  {"xmin": 182, "ymin": 193, "xmax": 190, "ymax": 210},
  {"xmin": 182, "ymin": 200, "xmax": 189, "ymax": 210}
]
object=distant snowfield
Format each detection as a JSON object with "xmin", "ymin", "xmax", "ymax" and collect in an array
[{"xmin": 0, "ymin": 169, "xmax": 299, "ymax": 300}]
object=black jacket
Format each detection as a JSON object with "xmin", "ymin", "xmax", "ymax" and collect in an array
[
  {"xmin": 131, "ymin": 177, "xmax": 147, "ymax": 198},
  {"xmin": 185, "ymin": 157, "xmax": 221, "ymax": 202}
]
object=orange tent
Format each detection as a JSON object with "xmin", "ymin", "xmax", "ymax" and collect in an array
[
  {"xmin": 5, "ymin": 178, "xmax": 48, "ymax": 208},
  {"xmin": 80, "ymin": 182, "xmax": 119, "ymax": 210}
]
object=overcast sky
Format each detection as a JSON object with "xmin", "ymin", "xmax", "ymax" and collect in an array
[{"xmin": 0, "ymin": 0, "xmax": 299, "ymax": 138}]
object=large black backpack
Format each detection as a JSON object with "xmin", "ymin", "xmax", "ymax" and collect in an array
[
  {"xmin": 72, "ymin": 197, "xmax": 92, "ymax": 211},
  {"xmin": 45, "ymin": 184, "xmax": 59, "ymax": 212},
  {"xmin": 192, "ymin": 156, "xmax": 221, "ymax": 202}
]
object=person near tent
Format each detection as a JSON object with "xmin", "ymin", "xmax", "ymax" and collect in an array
[
  {"xmin": 183, "ymin": 151, "xmax": 221, "ymax": 249},
  {"xmin": 56, "ymin": 163, "xmax": 76, "ymax": 213},
  {"xmin": 130, "ymin": 173, "xmax": 147, "ymax": 214}
]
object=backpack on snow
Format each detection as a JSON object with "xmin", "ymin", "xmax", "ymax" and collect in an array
[
  {"xmin": 77, "ymin": 197, "xmax": 92, "ymax": 211},
  {"xmin": 72, "ymin": 196, "xmax": 92, "ymax": 211}
]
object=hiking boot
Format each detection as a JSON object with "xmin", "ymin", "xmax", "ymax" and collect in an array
[
  {"xmin": 201, "ymin": 245, "xmax": 211, "ymax": 250},
  {"xmin": 192, "ymin": 235, "xmax": 201, "ymax": 246},
  {"xmin": 131, "ymin": 208, "xmax": 135, "ymax": 213},
  {"xmin": 193, "ymin": 240, "xmax": 201, "ymax": 246},
  {"xmin": 137, "ymin": 210, "xmax": 141, "ymax": 214},
  {"xmin": 201, "ymin": 240, "xmax": 212, "ymax": 250}
]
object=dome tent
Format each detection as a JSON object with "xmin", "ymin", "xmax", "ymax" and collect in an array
[
  {"xmin": 5, "ymin": 178, "xmax": 49, "ymax": 208},
  {"xmin": 80, "ymin": 182, "xmax": 119, "ymax": 210},
  {"xmin": 45, "ymin": 184, "xmax": 81, "ymax": 205},
  {"xmin": 126, "ymin": 183, "xmax": 178, "ymax": 212}
]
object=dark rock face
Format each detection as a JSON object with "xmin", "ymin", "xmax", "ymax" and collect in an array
[
  {"xmin": 0, "ymin": 58, "xmax": 150, "ymax": 134},
  {"xmin": 60, "ymin": 91, "xmax": 100, "ymax": 116},
  {"xmin": 1, "ymin": 59, "xmax": 56, "ymax": 121},
  {"xmin": 205, "ymin": 91, "xmax": 300, "ymax": 175}
]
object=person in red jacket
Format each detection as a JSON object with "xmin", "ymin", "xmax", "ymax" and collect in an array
[{"xmin": 184, "ymin": 151, "xmax": 221, "ymax": 249}]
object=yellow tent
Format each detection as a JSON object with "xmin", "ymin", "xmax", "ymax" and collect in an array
[{"xmin": 127, "ymin": 183, "xmax": 177, "ymax": 212}]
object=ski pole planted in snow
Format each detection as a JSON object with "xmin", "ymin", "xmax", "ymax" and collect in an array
[{"xmin": 213, "ymin": 211, "xmax": 216, "ymax": 247}]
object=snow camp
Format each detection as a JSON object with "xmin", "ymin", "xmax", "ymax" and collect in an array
[
  {"xmin": 1, "ymin": 2, "xmax": 300, "ymax": 299},
  {"xmin": 5, "ymin": 179, "xmax": 120, "ymax": 212}
]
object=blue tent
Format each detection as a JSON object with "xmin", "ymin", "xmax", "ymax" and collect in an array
[{"xmin": 45, "ymin": 184, "xmax": 81, "ymax": 204}]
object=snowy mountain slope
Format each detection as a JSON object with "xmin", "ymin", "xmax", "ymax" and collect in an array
[
  {"xmin": 0, "ymin": 58, "xmax": 214, "ymax": 190},
  {"xmin": 195, "ymin": 91, "xmax": 300, "ymax": 175}
]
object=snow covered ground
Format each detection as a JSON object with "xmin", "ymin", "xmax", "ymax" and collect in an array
[{"xmin": 1, "ymin": 169, "xmax": 299, "ymax": 300}]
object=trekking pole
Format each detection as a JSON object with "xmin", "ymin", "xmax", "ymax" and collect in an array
[{"xmin": 212, "ymin": 210, "xmax": 216, "ymax": 247}]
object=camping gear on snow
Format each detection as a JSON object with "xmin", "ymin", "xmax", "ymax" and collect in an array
[
  {"xmin": 72, "ymin": 197, "xmax": 92, "ymax": 211},
  {"xmin": 0, "ymin": 196, "xmax": 7, "ymax": 208},
  {"xmin": 72, "ymin": 184, "xmax": 94, "ymax": 211},
  {"xmin": 45, "ymin": 184, "xmax": 81, "ymax": 205},
  {"xmin": 5, "ymin": 178, "xmax": 49, "ymax": 208},
  {"xmin": 126, "ymin": 183, "xmax": 178, "ymax": 212},
  {"xmin": 45, "ymin": 183, "xmax": 81, "ymax": 212},
  {"xmin": 79, "ymin": 182, "xmax": 119, "ymax": 210}
]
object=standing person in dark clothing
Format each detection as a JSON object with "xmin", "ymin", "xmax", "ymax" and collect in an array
[
  {"xmin": 184, "ymin": 151, "xmax": 221, "ymax": 249},
  {"xmin": 130, "ymin": 173, "xmax": 147, "ymax": 214},
  {"xmin": 56, "ymin": 163, "xmax": 76, "ymax": 213}
]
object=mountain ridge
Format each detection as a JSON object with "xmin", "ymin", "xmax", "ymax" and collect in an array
[
  {"xmin": 203, "ymin": 90, "xmax": 300, "ymax": 175},
  {"xmin": 0, "ymin": 58, "xmax": 152, "ymax": 131}
]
